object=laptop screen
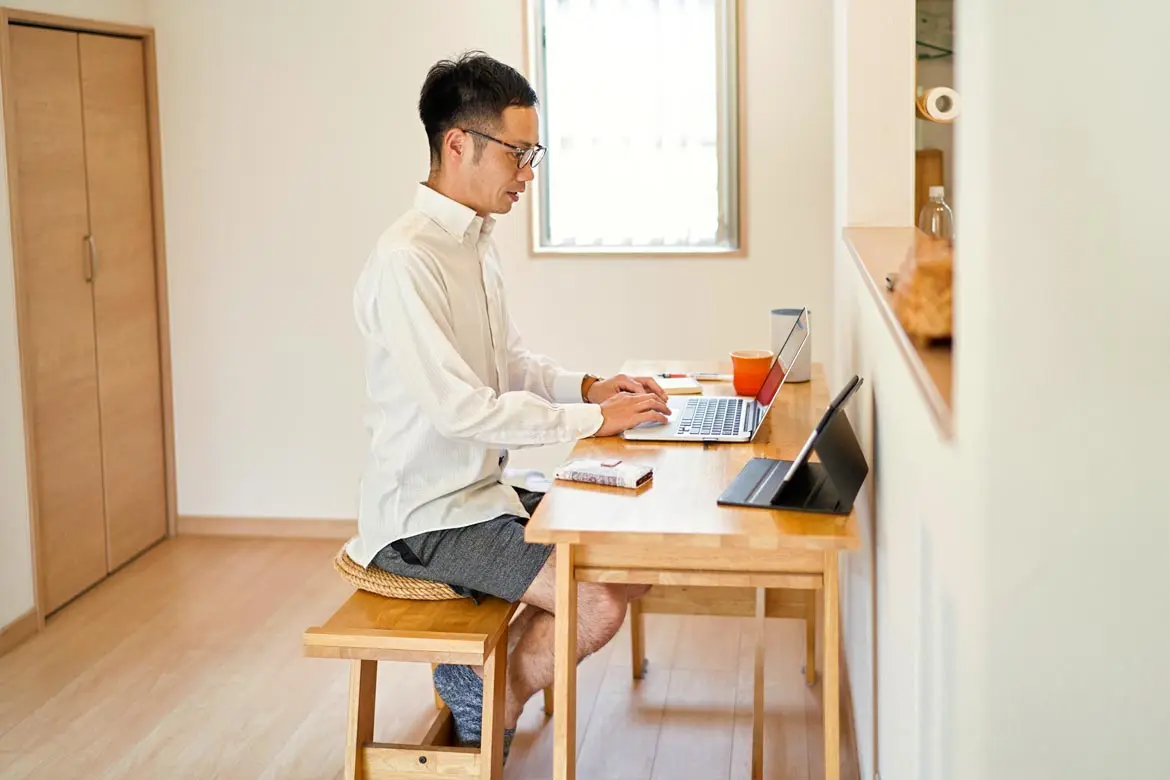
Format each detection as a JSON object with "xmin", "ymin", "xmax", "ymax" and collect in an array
[{"xmin": 753, "ymin": 308, "xmax": 809, "ymax": 409}]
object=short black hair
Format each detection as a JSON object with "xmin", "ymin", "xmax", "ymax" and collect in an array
[{"xmin": 418, "ymin": 51, "xmax": 538, "ymax": 167}]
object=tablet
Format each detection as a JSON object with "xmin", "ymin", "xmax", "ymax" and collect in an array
[{"xmin": 779, "ymin": 375, "xmax": 864, "ymax": 488}]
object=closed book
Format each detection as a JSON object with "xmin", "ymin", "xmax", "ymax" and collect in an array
[
  {"xmin": 658, "ymin": 376, "xmax": 702, "ymax": 395},
  {"xmin": 554, "ymin": 458, "xmax": 653, "ymax": 489}
]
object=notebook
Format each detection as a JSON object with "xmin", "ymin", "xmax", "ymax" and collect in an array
[{"xmin": 657, "ymin": 376, "xmax": 702, "ymax": 395}]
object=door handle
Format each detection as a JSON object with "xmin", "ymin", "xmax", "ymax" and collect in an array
[{"xmin": 83, "ymin": 234, "xmax": 97, "ymax": 282}]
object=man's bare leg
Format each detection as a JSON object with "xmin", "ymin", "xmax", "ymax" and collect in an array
[
  {"xmin": 501, "ymin": 556, "xmax": 641, "ymax": 728},
  {"xmin": 468, "ymin": 604, "xmax": 540, "ymax": 680}
]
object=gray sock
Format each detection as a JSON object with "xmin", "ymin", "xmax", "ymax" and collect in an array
[{"xmin": 432, "ymin": 664, "xmax": 517, "ymax": 762}]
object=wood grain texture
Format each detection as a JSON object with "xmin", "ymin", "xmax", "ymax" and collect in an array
[
  {"xmin": 3, "ymin": 14, "xmax": 174, "ymax": 623},
  {"xmin": 1, "ymin": 9, "xmax": 151, "ymax": 37},
  {"xmin": 553, "ymin": 543, "xmax": 577, "ymax": 780},
  {"xmin": 140, "ymin": 30, "xmax": 177, "ymax": 538},
  {"xmin": 0, "ymin": 538, "xmax": 858, "ymax": 779},
  {"xmin": 822, "ymin": 552, "xmax": 841, "ymax": 780},
  {"xmin": 7, "ymin": 23, "xmax": 108, "ymax": 614},
  {"xmin": 842, "ymin": 226, "xmax": 954, "ymax": 437},
  {"xmin": 639, "ymin": 585, "xmax": 815, "ymax": 621},
  {"xmin": 629, "ymin": 598, "xmax": 646, "ymax": 680},
  {"xmin": 914, "ymin": 148, "xmax": 944, "ymax": 221},
  {"xmin": 752, "ymin": 588, "xmax": 766, "ymax": 780},
  {"xmin": 480, "ymin": 628, "xmax": 508, "ymax": 779},
  {"xmin": 362, "ymin": 744, "xmax": 479, "ymax": 777},
  {"xmin": 529, "ymin": 360, "xmax": 854, "ymax": 780},
  {"xmin": 576, "ymin": 566, "xmax": 822, "ymax": 589},
  {"xmin": 179, "ymin": 514, "xmax": 357, "ymax": 540},
  {"xmin": 304, "ymin": 590, "xmax": 516, "ymax": 663},
  {"xmin": 79, "ymin": 31, "xmax": 168, "ymax": 571},
  {"xmin": 525, "ymin": 363, "xmax": 859, "ymax": 551},
  {"xmin": 0, "ymin": 11, "xmax": 47, "ymax": 628},
  {"xmin": 345, "ymin": 660, "xmax": 376, "ymax": 780},
  {"xmin": 0, "ymin": 610, "xmax": 38, "ymax": 658}
]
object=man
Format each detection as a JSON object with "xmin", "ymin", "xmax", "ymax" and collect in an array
[{"xmin": 348, "ymin": 51, "xmax": 671, "ymax": 757}]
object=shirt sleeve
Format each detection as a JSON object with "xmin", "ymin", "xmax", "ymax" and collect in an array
[
  {"xmin": 503, "ymin": 313, "xmax": 591, "ymax": 404},
  {"xmin": 372, "ymin": 248, "xmax": 603, "ymax": 447}
]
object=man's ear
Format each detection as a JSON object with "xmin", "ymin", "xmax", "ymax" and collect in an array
[{"xmin": 443, "ymin": 128, "xmax": 466, "ymax": 167}]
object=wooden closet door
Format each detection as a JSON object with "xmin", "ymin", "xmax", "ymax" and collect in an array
[
  {"xmin": 78, "ymin": 33, "xmax": 167, "ymax": 569},
  {"xmin": 9, "ymin": 25, "xmax": 108, "ymax": 612}
]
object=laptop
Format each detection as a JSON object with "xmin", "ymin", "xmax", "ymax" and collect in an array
[{"xmin": 622, "ymin": 307, "xmax": 809, "ymax": 443}]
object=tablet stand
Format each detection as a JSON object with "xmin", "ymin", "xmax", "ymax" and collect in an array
[{"xmin": 717, "ymin": 405, "xmax": 868, "ymax": 515}]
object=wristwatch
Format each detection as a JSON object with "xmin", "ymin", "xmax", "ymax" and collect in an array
[{"xmin": 581, "ymin": 374, "xmax": 602, "ymax": 402}]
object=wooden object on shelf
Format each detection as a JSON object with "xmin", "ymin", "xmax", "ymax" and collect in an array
[
  {"xmin": 843, "ymin": 227, "xmax": 953, "ymax": 438},
  {"xmin": 915, "ymin": 148, "xmax": 945, "ymax": 224},
  {"xmin": 891, "ymin": 234, "xmax": 954, "ymax": 344}
]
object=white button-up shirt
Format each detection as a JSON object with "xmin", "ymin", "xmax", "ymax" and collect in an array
[{"xmin": 346, "ymin": 184, "xmax": 603, "ymax": 566}]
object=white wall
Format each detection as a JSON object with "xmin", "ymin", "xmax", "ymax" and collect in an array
[
  {"xmin": 0, "ymin": 0, "xmax": 150, "ymax": 628},
  {"xmin": 149, "ymin": 0, "xmax": 835, "ymax": 519},
  {"xmin": 837, "ymin": 0, "xmax": 1170, "ymax": 777},
  {"xmin": 831, "ymin": 0, "xmax": 919, "ymax": 777},
  {"xmin": 956, "ymin": 1, "xmax": 1170, "ymax": 776}
]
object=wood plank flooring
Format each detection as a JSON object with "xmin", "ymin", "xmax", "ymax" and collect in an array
[{"xmin": 0, "ymin": 537, "xmax": 857, "ymax": 779}]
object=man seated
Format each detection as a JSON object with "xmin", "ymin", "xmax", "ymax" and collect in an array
[{"xmin": 347, "ymin": 51, "xmax": 672, "ymax": 758}]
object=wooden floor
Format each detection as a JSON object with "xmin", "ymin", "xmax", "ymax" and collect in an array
[{"xmin": 0, "ymin": 537, "xmax": 858, "ymax": 780}]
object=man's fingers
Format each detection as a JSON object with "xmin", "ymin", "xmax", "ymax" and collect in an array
[
  {"xmin": 616, "ymin": 375, "xmax": 647, "ymax": 394},
  {"xmin": 636, "ymin": 396, "xmax": 671, "ymax": 415},
  {"xmin": 638, "ymin": 376, "xmax": 668, "ymax": 402}
]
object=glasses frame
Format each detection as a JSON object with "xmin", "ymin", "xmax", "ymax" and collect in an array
[{"xmin": 461, "ymin": 128, "xmax": 547, "ymax": 169}]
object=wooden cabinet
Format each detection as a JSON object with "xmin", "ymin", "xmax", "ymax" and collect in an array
[{"xmin": 7, "ymin": 22, "xmax": 169, "ymax": 614}]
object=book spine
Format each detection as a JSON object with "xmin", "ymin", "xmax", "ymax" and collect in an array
[{"xmin": 558, "ymin": 469, "xmax": 631, "ymax": 488}]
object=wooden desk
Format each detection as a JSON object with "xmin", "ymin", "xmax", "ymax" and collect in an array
[{"xmin": 525, "ymin": 361, "xmax": 861, "ymax": 780}]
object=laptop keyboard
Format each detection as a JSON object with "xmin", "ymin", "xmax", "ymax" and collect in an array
[{"xmin": 677, "ymin": 397, "xmax": 744, "ymax": 437}]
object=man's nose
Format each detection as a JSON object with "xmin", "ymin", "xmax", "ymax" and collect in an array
[{"xmin": 517, "ymin": 165, "xmax": 535, "ymax": 183}]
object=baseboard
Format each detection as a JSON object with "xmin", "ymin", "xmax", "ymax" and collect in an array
[
  {"xmin": 840, "ymin": 650, "xmax": 863, "ymax": 780},
  {"xmin": 0, "ymin": 608, "xmax": 38, "ymax": 658},
  {"xmin": 178, "ymin": 515, "xmax": 357, "ymax": 540}
]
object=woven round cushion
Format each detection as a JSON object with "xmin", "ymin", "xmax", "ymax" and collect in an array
[{"xmin": 333, "ymin": 547, "xmax": 461, "ymax": 601}]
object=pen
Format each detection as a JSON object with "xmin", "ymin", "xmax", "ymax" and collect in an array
[{"xmin": 657, "ymin": 372, "xmax": 732, "ymax": 381}]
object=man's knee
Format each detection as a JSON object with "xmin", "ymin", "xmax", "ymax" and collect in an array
[
  {"xmin": 627, "ymin": 583, "xmax": 652, "ymax": 600},
  {"xmin": 577, "ymin": 583, "xmax": 628, "ymax": 653}
]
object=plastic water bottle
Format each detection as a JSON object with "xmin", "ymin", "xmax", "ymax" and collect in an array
[{"xmin": 918, "ymin": 185, "xmax": 955, "ymax": 245}]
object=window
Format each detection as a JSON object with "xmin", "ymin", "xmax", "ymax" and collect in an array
[{"xmin": 527, "ymin": 0, "xmax": 741, "ymax": 254}]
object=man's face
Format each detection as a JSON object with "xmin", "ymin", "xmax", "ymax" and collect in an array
[{"xmin": 460, "ymin": 106, "xmax": 539, "ymax": 216}]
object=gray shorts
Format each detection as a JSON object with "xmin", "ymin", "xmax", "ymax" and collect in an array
[{"xmin": 369, "ymin": 487, "xmax": 552, "ymax": 603}]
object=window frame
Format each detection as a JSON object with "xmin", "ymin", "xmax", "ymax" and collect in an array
[{"xmin": 523, "ymin": 0, "xmax": 745, "ymax": 258}]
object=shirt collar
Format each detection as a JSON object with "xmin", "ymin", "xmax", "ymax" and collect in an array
[{"xmin": 414, "ymin": 183, "xmax": 495, "ymax": 245}]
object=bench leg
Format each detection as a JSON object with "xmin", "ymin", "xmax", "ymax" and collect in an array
[
  {"xmin": 630, "ymin": 597, "xmax": 647, "ymax": 680},
  {"xmin": 344, "ymin": 659, "xmax": 377, "ymax": 780},
  {"xmin": 480, "ymin": 625, "xmax": 508, "ymax": 779},
  {"xmin": 543, "ymin": 685, "xmax": 554, "ymax": 715},
  {"xmin": 430, "ymin": 663, "xmax": 444, "ymax": 709}
]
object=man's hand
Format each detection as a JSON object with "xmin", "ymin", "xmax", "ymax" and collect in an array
[
  {"xmin": 586, "ymin": 374, "xmax": 668, "ymax": 404},
  {"xmin": 593, "ymin": 393, "xmax": 672, "ymax": 437}
]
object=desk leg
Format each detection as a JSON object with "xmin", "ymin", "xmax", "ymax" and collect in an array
[
  {"xmin": 823, "ymin": 552, "xmax": 840, "ymax": 780},
  {"xmin": 630, "ymin": 597, "xmax": 647, "ymax": 680},
  {"xmin": 752, "ymin": 587, "xmax": 766, "ymax": 780},
  {"xmin": 805, "ymin": 590, "xmax": 818, "ymax": 687},
  {"xmin": 554, "ymin": 543, "xmax": 577, "ymax": 780}
]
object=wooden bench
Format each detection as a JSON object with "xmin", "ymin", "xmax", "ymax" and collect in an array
[
  {"xmin": 303, "ymin": 582, "xmax": 813, "ymax": 780},
  {"xmin": 304, "ymin": 590, "xmax": 520, "ymax": 780}
]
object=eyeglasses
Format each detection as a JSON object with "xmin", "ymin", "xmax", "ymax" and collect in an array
[{"xmin": 462, "ymin": 128, "xmax": 546, "ymax": 169}]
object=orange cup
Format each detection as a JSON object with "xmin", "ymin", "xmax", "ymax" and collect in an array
[{"xmin": 730, "ymin": 350, "xmax": 774, "ymax": 396}]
